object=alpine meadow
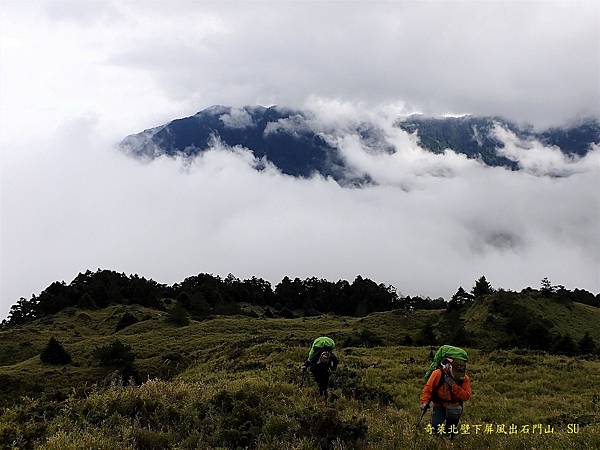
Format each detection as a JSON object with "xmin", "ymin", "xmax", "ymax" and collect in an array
[
  {"xmin": 1, "ymin": 1, "xmax": 599, "ymax": 449},
  {"xmin": 1, "ymin": 272, "xmax": 599, "ymax": 448}
]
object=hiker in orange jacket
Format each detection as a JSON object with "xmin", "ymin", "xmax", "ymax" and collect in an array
[{"xmin": 420, "ymin": 357, "xmax": 471, "ymax": 435}]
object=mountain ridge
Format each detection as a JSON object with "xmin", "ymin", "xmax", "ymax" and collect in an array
[{"xmin": 120, "ymin": 105, "xmax": 600, "ymax": 181}]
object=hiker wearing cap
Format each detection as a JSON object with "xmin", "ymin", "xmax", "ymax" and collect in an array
[
  {"xmin": 420, "ymin": 345, "xmax": 472, "ymax": 436},
  {"xmin": 301, "ymin": 336, "xmax": 339, "ymax": 400}
]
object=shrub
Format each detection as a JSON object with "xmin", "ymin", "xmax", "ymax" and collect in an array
[
  {"xmin": 120, "ymin": 363, "xmax": 141, "ymax": 385},
  {"xmin": 94, "ymin": 340, "xmax": 135, "ymax": 367},
  {"xmin": 115, "ymin": 312, "xmax": 139, "ymax": 332},
  {"xmin": 578, "ymin": 332, "xmax": 597, "ymax": 354},
  {"xmin": 40, "ymin": 337, "xmax": 71, "ymax": 365},
  {"xmin": 213, "ymin": 301, "xmax": 241, "ymax": 316},
  {"xmin": 166, "ymin": 303, "xmax": 189, "ymax": 326},
  {"xmin": 210, "ymin": 389, "xmax": 264, "ymax": 448},
  {"xmin": 299, "ymin": 408, "xmax": 367, "ymax": 449},
  {"xmin": 418, "ymin": 323, "xmax": 437, "ymax": 346},
  {"xmin": 279, "ymin": 307, "xmax": 295, "ymax": 318},
  {"xmin": 553, "ymin": 334, "xmax": 577, "ymax": 356},
  {"xmin": 133, "ymin": 429, "xmax": 176, "ymax": 449},
  {"xmin": 334, "ymin": 367, "xmax": 393, "ymax": 405},
  {"xmin": 342, "ymin": 328, "xmax": 383, "ymax": 348}
]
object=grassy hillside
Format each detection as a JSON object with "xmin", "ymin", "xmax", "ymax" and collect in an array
[
  {"xmin": 462, "ymin": 293, "xmax": 600, "ymax": 348},
  {"xmin": 1, "ymin": 305, "xmax": 599, "ymax": 449},
  {"xmin": 0, "ymin": 306, "xmax": 436, "ymax": 403}
]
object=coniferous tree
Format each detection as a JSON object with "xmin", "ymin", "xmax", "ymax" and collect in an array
[
  {"xmin": 471, "ymin": 276, "xmax": 493, "ymax": 298},
  {"xmin": 447, "ymin": 286, "xmax": 474, "ymax": 311},
  {"xmin": 540, "ymin": 277, "xmax": 554, "ymax": 295}
]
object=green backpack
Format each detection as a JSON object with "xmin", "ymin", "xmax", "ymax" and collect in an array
[
  {"xmin": 308, "ymin": 336, "xmax": 335, "ymax": 361},
  {"xmin": 424, "ymin": 345, "xmax": 468, "ymax": 381}
]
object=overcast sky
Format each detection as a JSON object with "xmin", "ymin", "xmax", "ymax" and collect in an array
[{"xmin": 1, "ymin": 1, "xmax": 599, "ymax": 318}]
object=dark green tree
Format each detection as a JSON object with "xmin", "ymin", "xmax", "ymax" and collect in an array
[
  {"xmin": 420, "ymin": 323, "xmax": 437, "ymax": 345},
  {"xmin": 553, "ymin": 334, "xmax": 577, "ymax": 355},
  {"xmin": 471, "ymin": 276, "xmax": 493, "ymax": 298},
  {"xmin": 166, "ymin": 302, "xmax": 190, "ymax": 326},
  {"xmin": 77, "ymin": 293, "xmax": 97, "ymax": 309},
  {"xmin": 40, "ymin": 337, "xmax": 71, "ymax": 365},
  {"xmin": 175, "ymin": 291, "xmax": 191, "ymax": 308},
  {"xmin": 189, "ymin": 291, "xmax": 211, "ymax": 319},
  {"xmin": 447, "ymin": 286, "xmax": 474, "ymax": 311},
  {"xmin": 521, "ymin": 322, "xmax": 553, "ymax": 350},
  {"xmin": 578, "ymin": 332, "xmax": 596, "ymax": 354},
  {"xmin": 540, "ymin": 277, "xmax": 554, "ymax": 295}
]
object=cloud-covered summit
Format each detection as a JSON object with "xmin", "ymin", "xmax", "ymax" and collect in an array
[{"xmin": 121, "ymin": 105, "xmax": 600, "ymax": 183}]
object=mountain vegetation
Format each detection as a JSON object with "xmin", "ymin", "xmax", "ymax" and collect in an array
[
  {"xmin": 1, "ymin": 273, "xmax": 599, "ymax": 448},
  {"xmin": 397, "ymin": 115, "xmax": 600, "ymax": 166},
  {"xmin": 1, "ymin": 270, "xmax": 417, "ymax": 327}
]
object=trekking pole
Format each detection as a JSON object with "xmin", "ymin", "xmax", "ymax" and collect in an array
[{"xmin": 416, "ymin": 403, "xmax": 430, "ymax": 429}]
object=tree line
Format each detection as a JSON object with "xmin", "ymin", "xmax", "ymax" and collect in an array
[
  {"xmin": 2, "ymin": 270, "xmax": 598, "ymax": 328},
  {"xmin": 430, "ymin": 276, "xmax": 600, "ymax": 355},
  {"xmin": 3, "ymin": 270, "xmax": 406, "ymax": 326}
]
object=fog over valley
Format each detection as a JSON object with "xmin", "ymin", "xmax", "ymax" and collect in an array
[{"xmin": 1, "ymin": 1, "xmax": 599, "ymax": 317}]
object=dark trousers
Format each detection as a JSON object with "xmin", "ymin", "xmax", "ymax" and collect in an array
[
  {"xmin": 311, "ymin": 366, "xmax": 330, "ymax": 399},
  {"xmin": 431, "ymin": 406, "xmax": 461, "ymax": 437}
]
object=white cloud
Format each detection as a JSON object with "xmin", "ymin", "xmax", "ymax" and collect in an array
[
  {"xmin": 2, "ymin": 104, "xmax": 599, "ymax": 318},
  {"xmin": 1, "ymin": 0, "xmax": 598, "ymax": 143},
  {"xmin": 492, "ymin": 125, "xmax": 600, "ymax": 177},
  {"xmin": 263, "ymin": 115, "xmax": 311, "ymax": 138},
  {"xmin": 1, "ymin": 1, "xmax": 599, "ymax": 318},
  {"xmin": 219, "ymin": 108, "xmax": 253, "ymax": 129}
]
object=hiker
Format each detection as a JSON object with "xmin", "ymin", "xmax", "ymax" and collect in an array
[
  {"xmin": 420, "ymin": 345, "xmax": 471, "ymax": 436},
  {"xmin": 301, "ymin": 336, "xmax": 339, "ymax": 400}
]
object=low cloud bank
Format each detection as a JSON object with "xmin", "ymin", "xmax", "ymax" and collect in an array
[{"xmin": 2, "ymin": 102, "xmax": 599, "ymax": 318}]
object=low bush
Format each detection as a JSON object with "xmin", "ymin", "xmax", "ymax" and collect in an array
[
  {"xmin": 342, "ymin": 328, "xmax": 384, "ymax": 348},
  {"xmin": 40, "ymin": 338, "xmax": 71, "ymax": 365},
  {"xmin": 333, "ymin": 367, "xmax": 394, "ymax": 405},
  {"xmin": 166, "ymin": 303, "xmax": 189, "ymax": 326},
  {"xmin": 115, "ymin": 312, "xmax": 139, "ymax": 332},
  {"xmin": 94, "ymin": 340, "xmax": 135, "ymax": 367},
  {"xmin": 299, "ymin": 408, "xmax": 368, "ymax": 449}
]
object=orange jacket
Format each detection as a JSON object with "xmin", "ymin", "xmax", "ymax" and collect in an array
[{"xmin": 420, "ymin": 368, "xmax": 471, "ymax": 407}]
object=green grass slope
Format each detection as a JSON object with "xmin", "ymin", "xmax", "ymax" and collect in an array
[
  {"xmin": 463, "ymin": 294, "xmax": 600, "ymax": 348},
  {"xmin": 1, "ymin": 305, "xmax": 599, "ymax": 449}
]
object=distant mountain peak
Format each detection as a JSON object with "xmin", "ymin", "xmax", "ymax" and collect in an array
[{"xmin": 120, "ymin": 106, "xmax": 600, "ymax": 182}]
